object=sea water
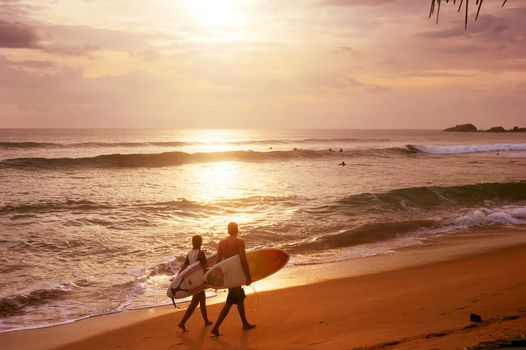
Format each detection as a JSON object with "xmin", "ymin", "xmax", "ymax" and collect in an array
[{"xmin": 0, "ymin": 128, "xmax": 525, "ymax": 331}]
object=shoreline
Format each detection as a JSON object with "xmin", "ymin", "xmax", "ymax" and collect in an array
[{"xmin": 1, "ymin": 227, "xmax": 526, "ymax": 349}]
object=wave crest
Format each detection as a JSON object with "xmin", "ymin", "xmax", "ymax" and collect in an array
[
  {"xmin": 0, "ymin": 138, "xmax": 391, "ymax": 150},
  {"xmin": 0, "ymin": 285, "xmax": 74, "ymax": 318},
  {"xmin": 0, "ymin": 148, "xmax": 410, "ymax": 170},
  {"xmin": 333, "ymin": 181, "xmax": 526, "ymax": 212},
  {"xmin": 0, "ymin": 200, "xmax": 110, "ymax": 215}
]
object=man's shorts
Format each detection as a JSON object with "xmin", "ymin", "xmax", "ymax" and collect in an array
[{"xmin": 226, "ymin": 287, "xmax": 246, "ymax": 304}]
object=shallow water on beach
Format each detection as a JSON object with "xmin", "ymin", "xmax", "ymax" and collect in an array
[{"xmin": 1, "ymin": 128, "xmax": 525, "ymax": 331}]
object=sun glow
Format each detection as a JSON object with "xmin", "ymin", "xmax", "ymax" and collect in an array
[
  {"xmin": 185, "ymin": 0, "xmax": 246, "ymax": 29},
  {"xmin": 181, "ymin": 129, "xmax": 246, "ymax": 152}
]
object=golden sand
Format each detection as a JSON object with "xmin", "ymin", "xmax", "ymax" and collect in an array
[{"xmin": 2, "ymin": 242, "xmax": 525, "ymax": 350}]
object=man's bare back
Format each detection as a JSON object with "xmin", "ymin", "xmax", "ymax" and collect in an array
[
  {"xmin": 217, "ymin": 234, "xmax": 251, "ymax": 285},
  {"xmin": 217, "ymin": 236, "xmax": 246, "ymax": 260}
]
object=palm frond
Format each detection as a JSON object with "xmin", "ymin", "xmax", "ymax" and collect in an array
[{"xmin": 429, "ymin": 0, "xmax": 508, "ymax": 29}]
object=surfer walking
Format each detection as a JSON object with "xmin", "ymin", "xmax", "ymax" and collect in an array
[
  {"xmin": 177, "ymin": 235, "xmax": 213, "ymax": 332},
  {"xmin": 211, "ymin": 222, "xmax": 256, "ymax": 336}
]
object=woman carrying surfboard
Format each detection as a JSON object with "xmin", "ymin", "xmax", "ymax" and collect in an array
[
  {"xmin": 211, "ymin": 222, "xmax": 256, "ymax": 337},
  {"xmin": 177, "ymin": 235, "xmax": 213, "ymax": 332}
]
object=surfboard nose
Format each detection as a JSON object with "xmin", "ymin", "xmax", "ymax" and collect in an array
[{"xmin": 272, "ymin": 250, "xmax": 289, "ymax": 267}]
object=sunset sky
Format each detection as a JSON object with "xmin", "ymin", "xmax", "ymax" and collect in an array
[{"xmin": 1, "ymin": 0, "xmax": 525, "ymax": 129}]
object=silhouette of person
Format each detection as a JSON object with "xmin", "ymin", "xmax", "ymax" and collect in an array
[
  {"xmin": 211, "ymin": 222, "xmax": 255, "ymax": 336},
  {"xmin": 177, "ymin": 235, "xmax": 213, "ymax": 332}
]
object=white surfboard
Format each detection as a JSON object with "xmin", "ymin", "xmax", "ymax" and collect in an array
[
  {"xmin": 204, "ymin": 249, "xmax": 289, "ymax": 289},
  {"xmin": 167, "ymin": 254, "xmax": 217, "ymax": 299}
]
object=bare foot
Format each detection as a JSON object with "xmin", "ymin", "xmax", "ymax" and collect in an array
[
  {"xmin": 210, "ymin": 329, "xmax": 221, "ymax": 337},
  {"xmin": 178, "ymin": 323, "xmax": 188, "ymax": 333},
  {"xmin": 243, "ymin": 323, "xmax": 256, "ymax": 330},
  {"xmin": 204, "ymin": 320, "xmax": 213, "ymax": 326}
]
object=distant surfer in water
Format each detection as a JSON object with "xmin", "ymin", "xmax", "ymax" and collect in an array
[
  {"xmin": 177, "ymin": 235, "xmax": 213, "ymax": 332},
  {"xmin": 211, "ymin": 222, "xmax": 255, "ymax": 336}
]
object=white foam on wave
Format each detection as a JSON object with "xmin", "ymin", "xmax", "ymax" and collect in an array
[
  {"xmin": 452, "ymin": 207, "xmax": 526, "ymax": 227},
  {"xmin": 426, "ymin": 205, "xmax": 526, "ymax": 235},
  {"xmin": 300, "ymin": 205, "xmax": 526, "ymax": 266},
  {"xmin": 410, "ymin": 143, "xmax": 526, "ymax": 155}
]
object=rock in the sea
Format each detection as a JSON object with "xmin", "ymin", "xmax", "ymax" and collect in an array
[
  {"xmin": 444, "ymin": 123, "xmax": 477, "ymax": 132},
  {"xmin": 487, "ymin": 126, "xmax": 506, "ymax": 132}
]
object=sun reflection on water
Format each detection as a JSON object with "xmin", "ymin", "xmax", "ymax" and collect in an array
[
  {"xmin": 179, "ymin": 129, "xmax": 248, "ymax": 153},
  {"xmin": 176, "ymin": 160, "xmax": 264, "ymax": 235},
  {"xmin": 195, "ymin": 161, "xmax": 243, "ymax": 200}
]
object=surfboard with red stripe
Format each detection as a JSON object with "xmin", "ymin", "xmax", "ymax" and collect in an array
[{"xmin": 204, "ymin": 249, "xmax": 289, "ymax": 289}]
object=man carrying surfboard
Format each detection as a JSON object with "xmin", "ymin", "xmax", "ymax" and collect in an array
[
  {"xmin": 177, "ymin": 235, "xmax": 213, "ymax": 332},
  {"xmin": 211, "ymin": 222, "xmax": 256, "ymax": 336}
]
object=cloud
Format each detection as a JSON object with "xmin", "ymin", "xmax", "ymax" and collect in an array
[
  {"xmin": 0, "ymin": 0, "xmax": 39, "ymax": 19},
  {"xmin": 129, "ymin": 49, "xmax": 160, "ymax": 61},
  {"xmin": 0, "ymin": 55, "xmax": 166, "ymax": 105},
  {"xmin": 408, "ymin": 8, "xmax": 526, "ymax": 74},
  {"xmin": 43, "ymin": 43, "xmax": 101, "ymax": 57},
  {"xmin": 0, "ymin": 55, "xmax": 57, "ymax": 70},
  {"xmin": 33, "ymin": 24, "xmax": 166, "ymax": 58},
  {"xmin": 417, "ymin": 13, "xmax": 510, "ymax": 39},
  {"xmin": 304, "ymin": 72, "xmax": 388, "ymax": 92},
  {"xmin": 319, "ymin": 0, "xmax": 395, "ymax": 7},
  {"xmin": 1, "ymin": 0, "xmax": 525, "ymax": 128},
  {"xmin": 0, "ymin": 19, "xmax": 40, "ymax": 48},
  {"xmin": 332, "ymin": 46, "xmax": 361, "ymax": 56}
]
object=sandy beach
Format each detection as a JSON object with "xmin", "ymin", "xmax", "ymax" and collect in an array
[{"xmin": 2, "ymin": 236, "xmax": 525, "ymax": 350}]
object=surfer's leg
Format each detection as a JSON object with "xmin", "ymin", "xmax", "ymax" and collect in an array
[
  {"xmin": 211, "ymin": 303, "xmax": 232, "ymax": 336},
  {"xmin": 237, "ymin": 302, "xmax": 256, "ymax": 330},
  {"xmin": 179, "ymin": 295, "xmax": 199, "ymax": 331},
  {"xmin": 198, "ymin": 292, "xmax": 213, "ymax": 325}
]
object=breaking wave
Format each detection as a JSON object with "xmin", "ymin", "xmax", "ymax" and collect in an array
[
  {"xmin": 0, "ymin": 138, "xmax": 391, "ymax": 150},
  {"xmin": 0, "ymin": 148, "xmax": 411, "ymax": 170},
  {"xmin": 0, "ymin": 141, "xmax": 190, "ymax": 149},
  {"xmin": 290, "ymin": 205, "xmax": 526, "ymax": 253},
  {"xmin": 306, "ymin": 181, "xmax": 526, "ymax": 220},
  {"xmin": 288, "ymin": 181, "xmax": 526, "ymax": 252},
  {"xmin": 0, "ymin": 200, "xmax": 111, "ymax": 215},
  {"xmin": 0, "ymin": 195, "xmax": 302, "ymax": 217},
  {"xmin": 336, "ymin": 181, "xmax": 526, "ymax": 210},
  {"xmin": 0, "ymin": 284, "xmax": 74, "ymax": 318}
]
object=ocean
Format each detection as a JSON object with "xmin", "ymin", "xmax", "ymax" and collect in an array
[{"xmin": 0, "ymin": 128, "xmax": 525, "ymax": 332}]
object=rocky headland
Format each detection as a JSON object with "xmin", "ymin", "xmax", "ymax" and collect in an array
[{"xmin": 444, "ymin": 124, "xmax": 526, "ymax": 132}]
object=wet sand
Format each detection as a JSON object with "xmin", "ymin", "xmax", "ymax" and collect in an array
[{"xmin": 2, "ymin": 239, "xmax": 525, "ymax": 350}]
